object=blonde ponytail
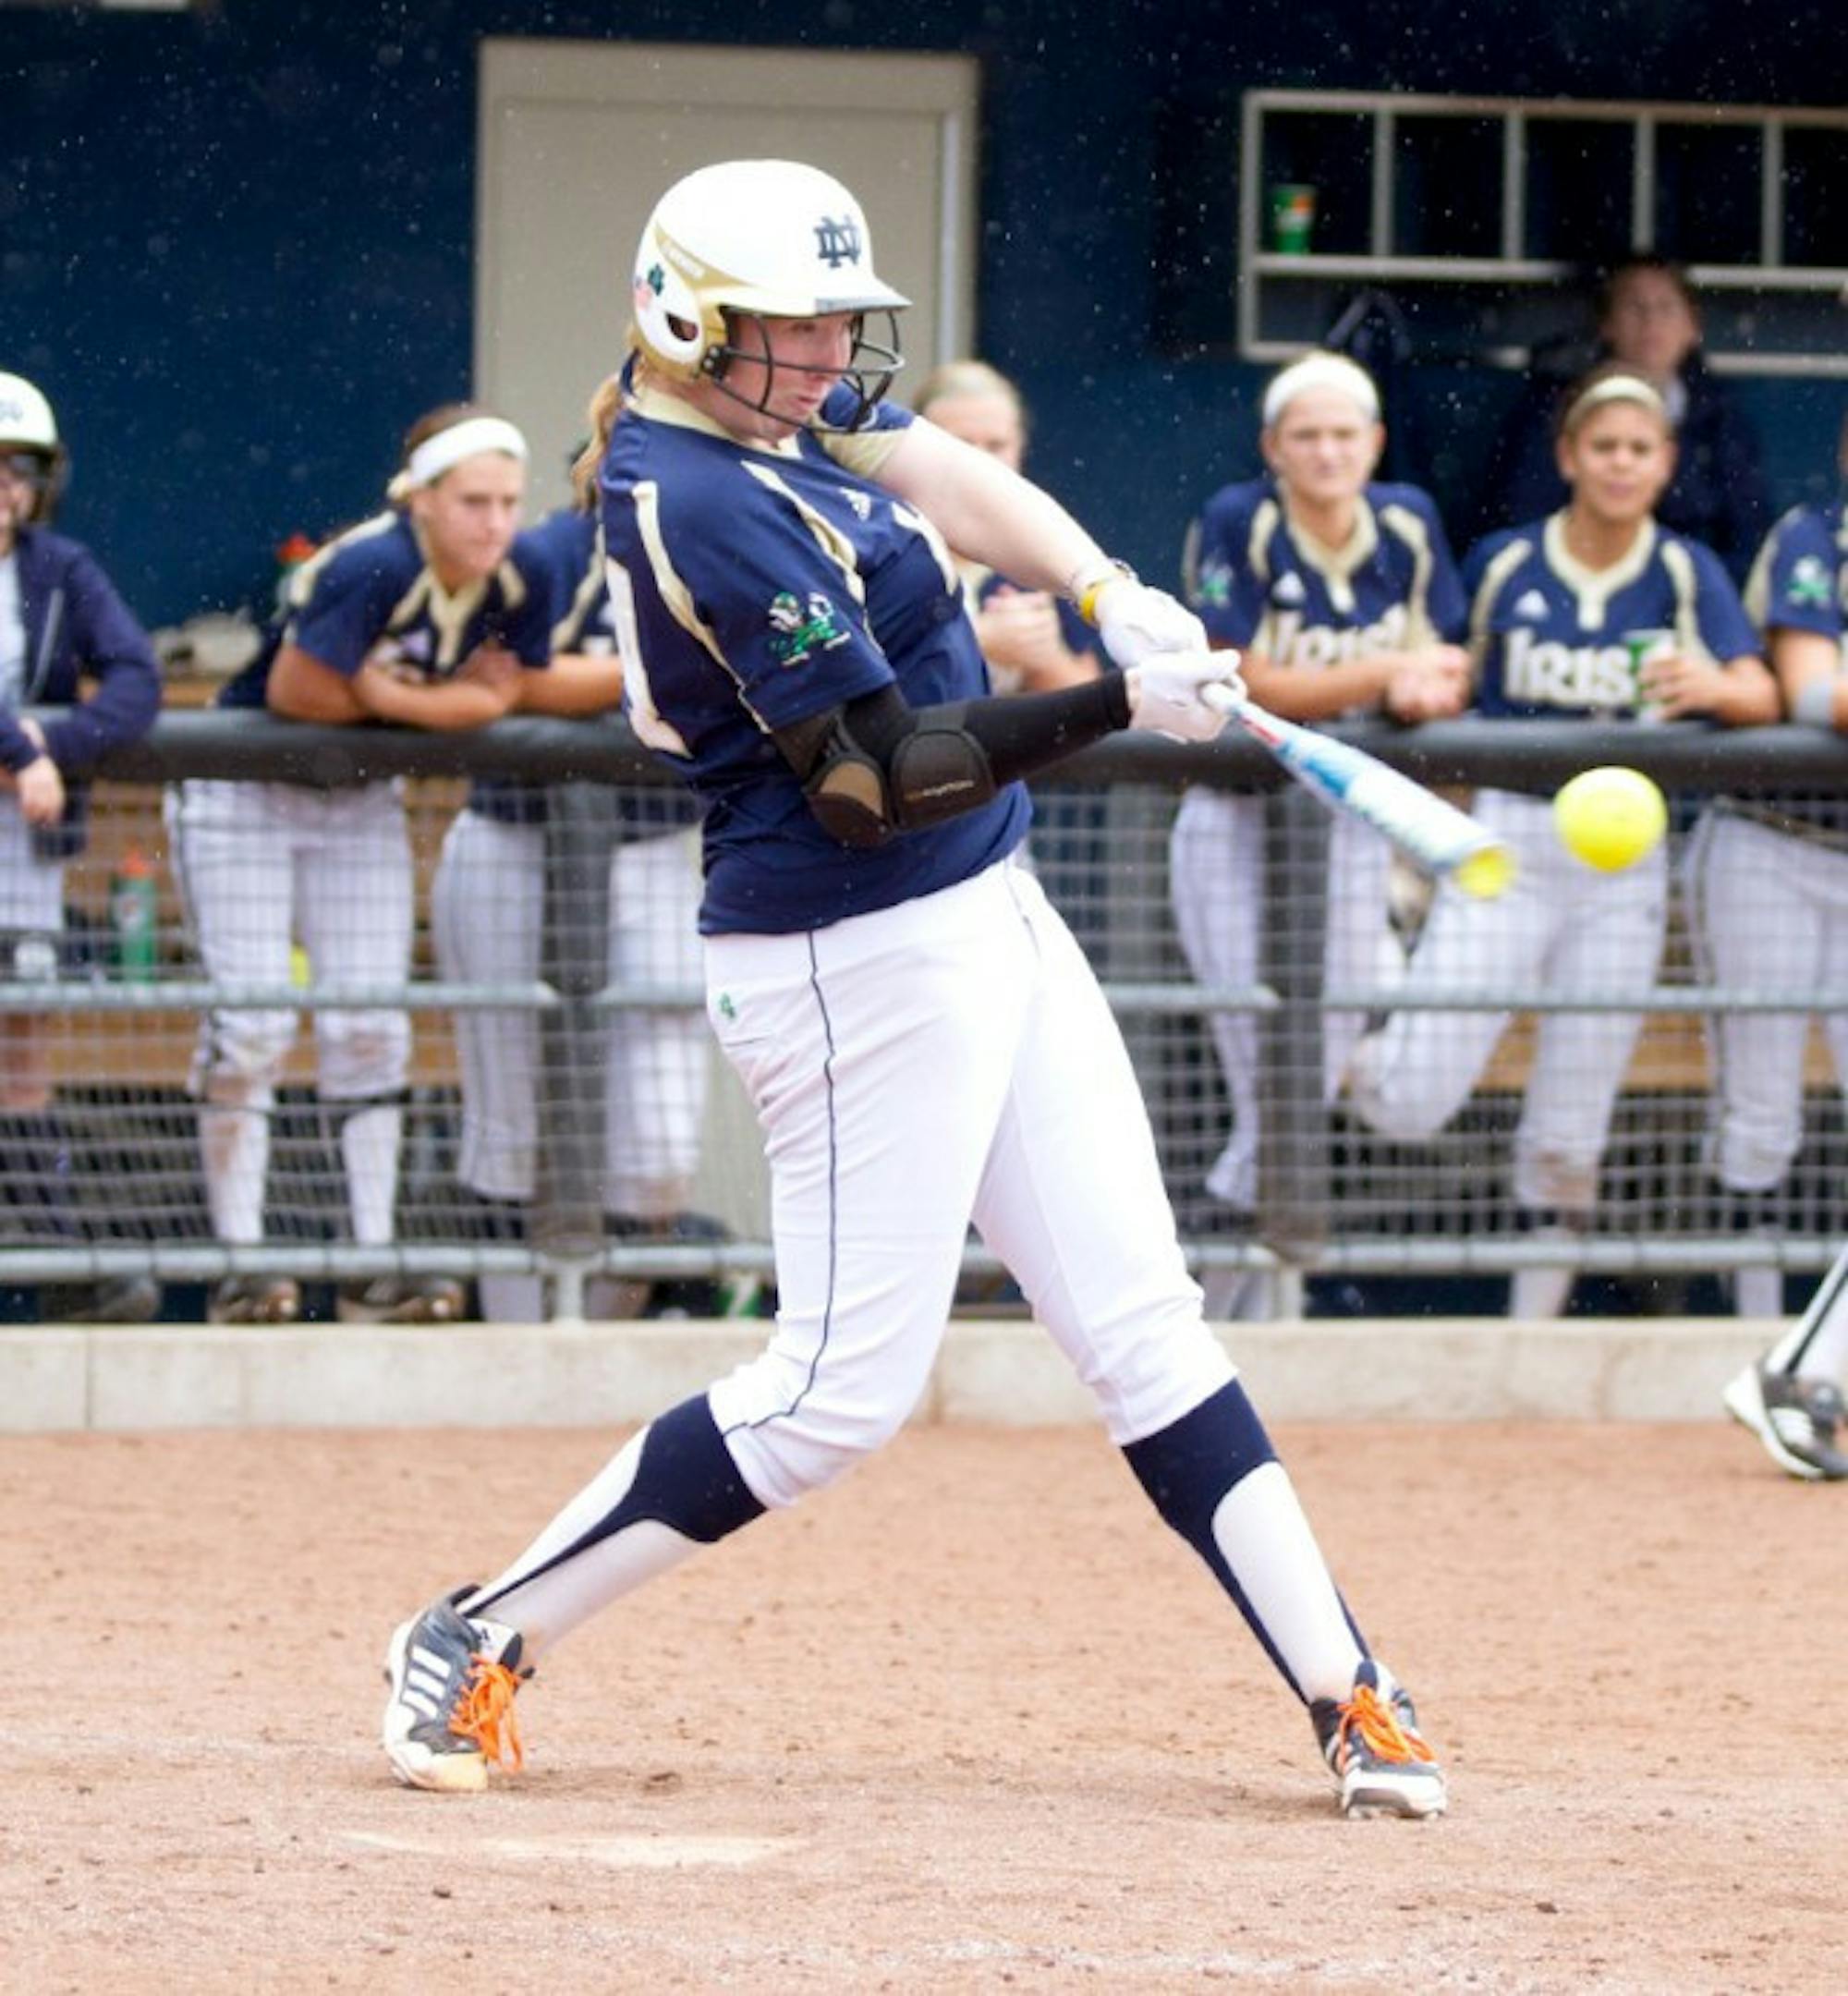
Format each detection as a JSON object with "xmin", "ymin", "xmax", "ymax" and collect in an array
[{"xmin": 572, "ymin": 373, "xmax": 626, "ymax": 510}]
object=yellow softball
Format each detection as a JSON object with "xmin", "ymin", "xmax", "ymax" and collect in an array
[{"xmin": 1553, "ymin": 765, "xmax": 1667, "ymax": 872}]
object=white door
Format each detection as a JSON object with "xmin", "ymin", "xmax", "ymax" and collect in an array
[{"xmin": 477, "ymin": 39, "xmax": 980, "ymax": 513}]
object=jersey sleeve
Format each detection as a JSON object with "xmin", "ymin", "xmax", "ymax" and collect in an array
[
  {"xmin": 1687, "ymin": 541, "xmax": 1763, "ymax": 661},
  {"xmin": 1744, "ymin": 507, "xmax": 1842, "ymax": 641},
  {"xmin": 1406, "ymin": 487, "xmax": 1468, "ymax": 642},
  {"xmin": 1182, "ymin": 487, "xmax": 1271, "ymax": 647},
  {"xmin": 815, "ymin": 384, "xmax": 914, "ymax": 483},
  {"xmin": 650, "ymin": 454, "xmax": 894, "ymax": 732},
  {"xmin": 285, "ymin": 535, "xmax": 409, "ymax": 678}
]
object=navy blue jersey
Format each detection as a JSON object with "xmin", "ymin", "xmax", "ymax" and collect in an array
[
  {"xmin": 599, "ymin": 381, "xmax": 1027, "ymax": 934},
  {"xmin": 219, "ymin": 509, "xmax": 551, "ymax": 712},
  {"xmin": 1745, "ymin": 501, "xmax": 1848, "ymax": 646},
  {"xmin": 1464, "ymin": 515, "xmax": 1758, "ymax": 719},
  {"xmin": 468, "ymin": 507, "xmax": 699, "ymax": 837},
  {"xmin": 1183, "ymin": 479, "xmax": 1465, "ymax": 707}
]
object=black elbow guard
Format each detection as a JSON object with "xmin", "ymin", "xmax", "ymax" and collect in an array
[
  {"xmin": 804, "ymin": 742, "xmax": 895, "ymax": 849},
  {"xmin": 890, "ymin": 723, "xmax": 998, "ymax": 828}
]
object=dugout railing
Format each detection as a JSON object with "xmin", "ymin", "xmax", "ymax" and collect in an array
[{"xmin": 6, "ymin": 710, "xmax": 1847, "ymax": 1319}]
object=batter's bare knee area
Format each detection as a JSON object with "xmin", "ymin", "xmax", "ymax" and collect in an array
[{"xmin": 3, "ymin": 1420, "xmax": 1842, "ymax": 1993}]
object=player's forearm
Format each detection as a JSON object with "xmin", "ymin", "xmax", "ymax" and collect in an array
[
  {"xmin": 881, "ymin": 420, "xmax": 1106, "ymax": 601},
  {"xmin": 1241, "ymin": 652, "xmax": 1390, "ymax": 721},
  {"xmin": 353, "ymin": 671, "xmax": 511, "ymax": 732},
  {"xmin": 1709, "ymin": 656, "xmax": 1781, "ymax": 727},
  {"xmin": 517, "ymin": 652, "xmax": 623, "ymax": 717}
]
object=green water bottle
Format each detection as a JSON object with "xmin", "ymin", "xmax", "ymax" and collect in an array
[{"xmin": 110, "ymin": 846, "xmax": 159, "ymax": 983}]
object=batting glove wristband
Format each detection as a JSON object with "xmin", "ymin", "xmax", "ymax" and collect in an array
[
  {"xmin": 1071, "ymin": 563, "xmax": 1210, "ymax": 672},
  {"xmin": 1126, "ymin": 652, "xmax": 1246, "ymax": 742}
]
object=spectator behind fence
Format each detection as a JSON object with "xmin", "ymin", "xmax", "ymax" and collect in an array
[
  {"xmin": 910, "ymin": 361, "xmax": 1102, "ymax": 695},
  {"xmin": 1688, "ymin": 410, "xmax": 1848, "ymax": 1323},
  {"xmin": 1348, "ymin": 363, "xmax": 1777, "ymax": 1319},
  {"xmin": 1169, "ymin": 352, "xmax": 1469, "ymax": 1278},
  {"xmin": 0, "ymin": 371, "xmax": 162, "ymax": 1323},
  {"xmin": 431, "ymin": 490, "xmax": 718, "ymax": 1321},
  {"xmin": 167, "ymin": 404, "xmax": 550, "ymax": 1326},
  {"xmin": 1486, "ymin": 256, "xmax": 1770, "ymax": 580}
]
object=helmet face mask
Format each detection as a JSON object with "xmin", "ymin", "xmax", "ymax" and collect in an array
[
  {"xmin": 0, "ymin": 373, "xmax": 67, "ymax": 526},
  {"xmin": 630, "ymin": 160, "xmax": 909, "ymax": 430}
]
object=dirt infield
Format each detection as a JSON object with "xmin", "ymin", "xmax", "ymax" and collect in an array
[{"xmin": 4, "ymin": 1418, "xmax": 1844, "ymax": 1993}]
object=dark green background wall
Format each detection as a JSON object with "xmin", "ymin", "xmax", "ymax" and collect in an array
[{"xmin": 5, "ymin": 0, "xmax": 1845, "ymax": 623}]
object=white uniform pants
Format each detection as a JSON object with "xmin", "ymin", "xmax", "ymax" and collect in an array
[
  {"xmin": 168, "ymin": 779, "xmax": 414, "ymax": 1101},
  {"xmin": 703, "ymin": 858, "xmax": 1234, "ymax": 1508},
  {"xmin": 432, "ymin": 810, "xmax": 708, "ymax": 1215},
  {"xmin": 1685, "ymin": 809, "xmax": 1848, "ymax": 1192},
  {"xmin": 1170, "ymin": 786, "xmax": 1395, "ymax": 1210},
  {"xmin": 1349, "ymin": 788, "xmax": 1666, "ymax": 1215}
]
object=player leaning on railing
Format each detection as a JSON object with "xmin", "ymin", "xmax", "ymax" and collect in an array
[
  {"xmin": 379, "ymin": 157, "xmax": 1448, "ymax": 1820},
  {"xmin": 0, "ymin": 371, "xmax": 161, "ymax": 1324}
]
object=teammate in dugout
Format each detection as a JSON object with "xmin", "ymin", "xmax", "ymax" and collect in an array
[
  {"xmin": 1706, "ymin": 412, "xmax": 1848, "ymax": 1478},
  {"xmin": 431, "ymin": 493, "xmax": 716, "ymax": 1320},
  {"xmin": 0, "ymin": 371, "xmax": 162, "ymax": 1324},
  {"xmin": 168, "ymin": 406, "xmax": 551, "ymax": 1326},
  {"xmin": 1348, "ymin": 364, "xmax": 1777, "ymax": 1318},
  {"xmin": 379, "ymin": 158, "xmax": 1448, "ymax": 1820},
  {"xmin": 1170, "ymin": 352, "xmax": 1469, "ymax": 1279}
]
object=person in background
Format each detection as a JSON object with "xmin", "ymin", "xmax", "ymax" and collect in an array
[
  {"xmin": 169, "ymin": 404, "xmax": 549, "ymax": 1326},
  {"xmin": 1350, "ymin": 364, "xmax": 1776, "ymax": 1319},
  {"xmin": 1692, "ymin": 410, "xmax": 1848, "ymax": 1343},
  {"xmin": 1487, "ymin": 255, "xmax": 1770, "ymax": 580},
  {"xmin": 0, "ymin": 371, "xmax": 162, "ymax": 1323},
  {"xmin": 911, "ymin": 361, "xmax": 1101, "ymax": 695},
  {"xmin": 1170, "ymin": 351, "xmax": 1469, "ymax": 1286},
  {"xmin": 432, "ymin": 490, "xmax": 716, "ymax": 1321}
]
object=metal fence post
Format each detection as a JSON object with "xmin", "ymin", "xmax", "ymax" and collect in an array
[
  {"xmin": 535, "ymin": 782, "xmax": 617, "ymax": 1317},
  {"xmin": 1258, "ymin": 783, "xmax": 1331, "ymax": 1296}
]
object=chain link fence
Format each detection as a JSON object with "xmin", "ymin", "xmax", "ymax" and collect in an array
[{"xmin": 6, "ymin": 711, "xmax": 1846, "ymax": 1321}]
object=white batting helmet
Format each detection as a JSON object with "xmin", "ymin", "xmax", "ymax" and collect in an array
[
  {"xmin": 629, "ymin": 160, "xmax": 908, "ymax": 418},
  {"xmin": 0, "ymin": 371, "xmax": 68, "ymax": 523}
]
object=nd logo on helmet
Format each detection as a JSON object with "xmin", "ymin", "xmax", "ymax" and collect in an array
[{"xmin": 813, "ymin": 215, "xmax": 862, "ymax": 268}]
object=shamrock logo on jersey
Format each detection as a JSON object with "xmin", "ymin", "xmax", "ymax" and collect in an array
[
  {"xmin": 1787, "ymin": 554, "xmax": 1832, "ymax": 610},
  {"xmin": 767, "ymin": 590, "xmax": 851, "ymax": 666},
  {"xmin": 1191, "ymin": 557, "xmax": 1234, "ymax": 611}
]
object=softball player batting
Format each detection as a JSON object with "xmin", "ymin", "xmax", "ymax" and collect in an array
[
  {"xmin": 381, "ymin": 159, "xmax": 1447, "ymax": 1820},
  {"xmin": 1706, "ymin": 415, "xmax": 1848, "ymax": 1474},
  {"xmin": 169, "ymin": 405, "xmax": 550, "ymax": 1325},
  {"xmin": 1169, "ymin": 353, "xmax": 1468, "ymax": 1248},
  {"xmin": 0, "ymin": 371, "xmax": 161, "ymax": 1323},
  {"xmin": 1348, "ymin": 365, "xmax": 1775, "ymax": 1317},
  {"xmin": 431, "ymin": 497, "xmax": 709, "ymax": 1315}
]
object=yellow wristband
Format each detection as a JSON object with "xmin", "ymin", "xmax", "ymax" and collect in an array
[{"xmin": 1070, "ymin": 558, "xmax": 1136, "ymax": 627}]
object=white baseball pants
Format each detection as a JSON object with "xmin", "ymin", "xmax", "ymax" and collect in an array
[
  {"xmin": 431, "ymin": 810, "xmax": 709, "ymax": 1216},
  {"xmin": 1349, "ymin": 788, "xmax": 1666, "ymax": 1214},
  {"xmin": 702, "ymin": 857, "xmax": 1234, "ymax": 1509},
  {"xmin": 1684, "ymin": 809, "xmax": 1848, "ymax": 1192}
]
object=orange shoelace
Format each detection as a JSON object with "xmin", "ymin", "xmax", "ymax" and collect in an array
[
  {"xmin": 452, "ymin": 1655, "xmax": 525, "ymax": 1772},
  {"xmin": 1338, "ymin": 1684, "xmax": 1432, "ymax": 1768}
]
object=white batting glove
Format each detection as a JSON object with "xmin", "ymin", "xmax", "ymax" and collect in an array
[
  {"xmin": 1126, "ymin": 652, "xmax": 1246, "ymax": 742},
  {"xmin": 1091, "ymin": 578, "xmax": 1209, "ymax": 671}
]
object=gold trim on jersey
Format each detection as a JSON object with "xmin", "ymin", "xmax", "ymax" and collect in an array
[
  {"xmin": 1378, "ymin": 502, "xmax": 1438, "ymax": 646},
  {"xmin": 741, "ymin": 461, "xmax": 867, "ymax": 604},
  {"xmin": 1656, "ymin": 539, "xmax": 1710, "ymax": 659},
  {"xmin": 632, "ymin": 479, "xmax": 734, "ymax": 678},
  {"xmin": 284, "ymin": 510, "xmax": 398, "ymax": 612},
  {"xmin": 551, "ymin": 519, "xmax": 611, "ymax": 655},
  {"xmin": 1540, "ymin": 512, "xmax": 1656, "ymax": 631},
  {"xmin": 1468, "ymin": 536, "xmax": 1535, "ymax": 674},
  {"xmin": 1277, "ymin": 493, "xmax": 1380, "ymax": 617}
]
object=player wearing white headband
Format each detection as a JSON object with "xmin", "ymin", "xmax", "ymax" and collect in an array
[
  {"xmin": 1350, "ymin": 361, "xmax": 1775, "ymax": 1319},
  {"xmin": 1171, "ymin": 349, "xmax": 1469, "ymax": 1282},
  {"xmin": 168, "ymin": 403, "xmax": 552, "ymax": 1326},
  {"xmin": 379, "ymin": 159, "xmax": 1447, "ymax": 1821}
]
